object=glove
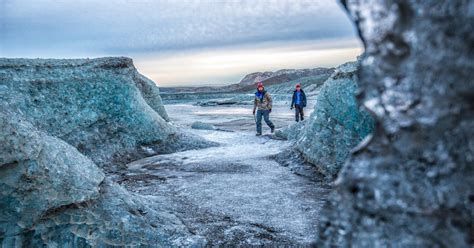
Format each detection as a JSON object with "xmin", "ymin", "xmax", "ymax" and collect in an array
[
  {"xmin": 290, "ymin": 106, "xmax": 294, "ymax": 110},
  {"xmin": 269, "ymin": 109, "xmax": 272, "ymax": 113},
  {"xmin": 253, "ymin": 109, "xmax": 256, "ymax": 115}
]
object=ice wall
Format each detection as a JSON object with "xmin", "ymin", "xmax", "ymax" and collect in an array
[
  {"xmin": 0, "ymin": 57, "xmax": 210, "ymax": 167},
  {"xmin": 0, "ymin": 57, "xmax": 211, "ymax": 246},
  {"xmin": 296, "ymin": 61, "xmax": 373, "ymax": 177},
  {"xmin": 317, "ymin": 1, "xmax": 474, "ymax": 246},
  {"xmin": 277, "ymin": 61, "xmax": 374, "ymax": 177}
]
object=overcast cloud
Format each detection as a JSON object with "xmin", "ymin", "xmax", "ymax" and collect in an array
[{"xmin": 0, "ymin": 0, "xmax": 362, "ymax": 85}]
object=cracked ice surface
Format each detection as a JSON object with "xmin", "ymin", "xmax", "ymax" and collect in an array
[{"xmin": 123, "ymin": 105, "xmax": 330, "ymax": 246}]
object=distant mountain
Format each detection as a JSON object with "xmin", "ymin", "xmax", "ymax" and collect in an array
[
  {"xmin": 159, "ymin": 86, "xmax": 221, "ymax": 94},
  {"xmin": 160, "ymin": 67, "xmax": 334, "ymax": 94},
  {"xmin": 237, "ymin": 68, "xmax": 332, "ymax": 86},
  {"xmin": 238, "ymin": 71, "xmax": 275, "ymax": 86},
  {"xmin": 232, "ymin": 68, "xmax": 334, "ymax": 93}
]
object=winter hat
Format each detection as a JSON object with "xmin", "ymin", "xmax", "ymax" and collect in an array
[
  {"xmin": 296, "ymin": 83, "xmax": 301, "ymax": 88},
  {"xmin": 257, "ymin": 82, "xmax": 264, "ymax": 88}
]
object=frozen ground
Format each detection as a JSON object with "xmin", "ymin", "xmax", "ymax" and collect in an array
[
  {"xmin": 164, "ymin": 102, "xmax": 315, "ymax": 132},
  {"xmin": 121, "ymin": 102, "xmax": 329, "ymax": 246}
]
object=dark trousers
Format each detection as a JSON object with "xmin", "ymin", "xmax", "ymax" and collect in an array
[
  {"xmin": 295, "ymin": 105, "xmax": 304, "ymax": 122},
  {"xmin": 256, "ymin": 110, "xmax": 274, "ymax": 134}
]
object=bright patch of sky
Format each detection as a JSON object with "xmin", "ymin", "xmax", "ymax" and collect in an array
[{"xmin": 1, "ymin": 0, "xmax": 362, "ymax": 86}]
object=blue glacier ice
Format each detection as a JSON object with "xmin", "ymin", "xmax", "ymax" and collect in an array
[
  {"xmin": 0, "ymin": 57, "xmax": 212, "ymax": 247},
  {"xmin": 279, "ymin": 61, "xmax": 374, "ymax": 177}
]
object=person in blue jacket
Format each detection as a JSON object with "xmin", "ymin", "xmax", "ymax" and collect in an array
[{"xmin": 290, "ymin": 83, "xmax": 307, "ymax": 122}]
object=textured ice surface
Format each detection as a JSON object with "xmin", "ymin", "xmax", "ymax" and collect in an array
[
  {"xmin": 0, "ymin": 57, "xmax": 212, "ymax": 167},
  {"xmin": 0, "ymin": 112, "xmax": 104, "ymax": 239},
  {"xmin": 296, "ymin": 61, "xmax": 374, "ymax": 176},
  {"xmin": 23, "ymin": 179, "xmax": 207, "ymax": 247},
  {"xmin": 125, "ymin": 128, "xmax": 330, "ymax": 246},
  {"xmin": 191, "ymin": 121, "xmax": 217, "ymax": 130},
  {"xmin": 0, "ymin": 57, "xmax": 212, "ymax": 246},
  {"xmin": 274, "ymin": 120, "xmax": 307, "ymax": 141},
  {"xmin": 316, "ymin": 1, "xmax": 474, "ymax": 247},
  {"xmin": 135, "ymin": 74, "xmax": 170, "ymax": 121},
  {"xmin": 278, "ymin": 61, "xmax": 374, "ymax": 177}
]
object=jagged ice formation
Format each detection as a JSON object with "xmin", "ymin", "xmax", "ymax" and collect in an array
[{"xmin": 316, "ymin": 1, "xmax": 474, "ymax": 247}]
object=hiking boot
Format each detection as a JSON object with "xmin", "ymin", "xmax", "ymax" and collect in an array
[
  {"xmin": 256, "ymin": 133, "xmax": 262, "ymax": 136},
  {"xmin": 271, "ymin": 127, "xmax": 275, "ymax": 133}
]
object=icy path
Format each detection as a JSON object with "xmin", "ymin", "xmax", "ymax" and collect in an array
[
  {"xmin": 121, "ymin": 104, "xmax": 329, "ymax": 246},
  {"xmin": 123, "ymin": 130, "xmax": 328, "ymax": 246}
]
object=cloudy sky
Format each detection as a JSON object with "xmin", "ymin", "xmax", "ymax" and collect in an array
[{"xmin": 0, "ymin": 0, "xmax": 362, "ymax": 86}]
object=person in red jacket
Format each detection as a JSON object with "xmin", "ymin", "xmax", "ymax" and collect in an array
[{"xmin": 253, "ymin": 82, "xmax": 275, "ymax": 136}]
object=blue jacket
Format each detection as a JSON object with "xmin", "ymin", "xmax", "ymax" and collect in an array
[{"xmin": 291, "ymin": 89, "xmax": 307, "ymax": 108}]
